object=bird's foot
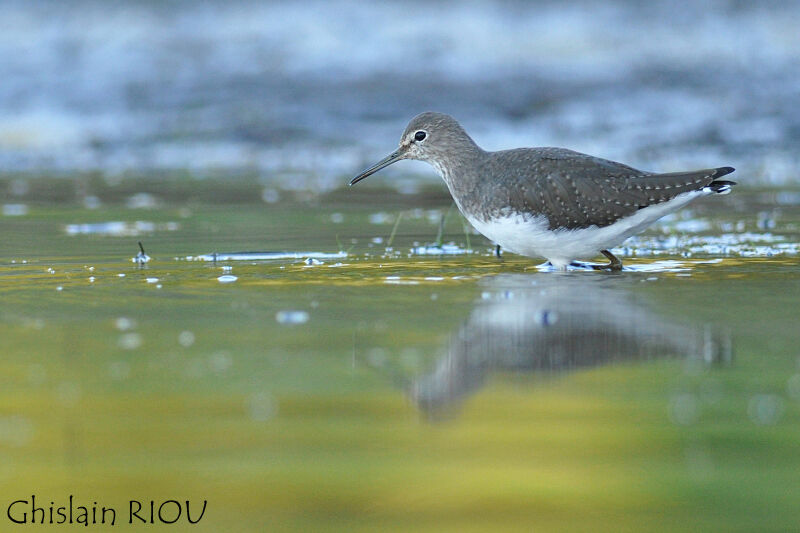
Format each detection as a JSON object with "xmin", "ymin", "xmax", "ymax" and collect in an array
[{"xmin": 590, "ymin": 250, "xmax": 623, "ymax": 271}]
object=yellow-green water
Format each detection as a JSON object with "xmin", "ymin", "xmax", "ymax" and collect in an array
[{"xmin": 2, "ymin": 181, "xmax": 800, "ymax": 531}]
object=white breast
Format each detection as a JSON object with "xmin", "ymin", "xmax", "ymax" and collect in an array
[{"xmin": 464, "ymin": 189, "xmax": 710, "ymax": 268}]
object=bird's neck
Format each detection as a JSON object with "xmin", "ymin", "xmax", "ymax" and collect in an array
[
  {"xmin": 430, "ymin": 143, "xmax": 488, "ymax": 212},
  {"xmin": 429, "ymin": 141, "xmax": 486, "ymax": 198}
]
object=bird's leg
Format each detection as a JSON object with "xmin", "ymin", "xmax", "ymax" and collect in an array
[
  {"xmin": 600, "ymin": 249, "xmax": 623, "ymax": 271},
  {"xmin": 495, "ymin": 244, "xmax": 502, "ymax": 258},
  {"xmin": 589, "ymin": 250, "xmax": 623, "ymax": 271}
]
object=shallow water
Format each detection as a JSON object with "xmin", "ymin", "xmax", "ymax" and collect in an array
[{"xmin": 2, "ymin": 185, "xmax": 800, "ymax": 531}]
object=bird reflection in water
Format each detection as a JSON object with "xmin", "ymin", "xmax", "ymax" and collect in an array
[{"xmin": 411, "ymin": 274, "xmax": 731, "ymax": 419}]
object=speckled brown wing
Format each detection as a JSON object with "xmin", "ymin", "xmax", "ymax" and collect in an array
[{"xmin": 492, "ymin": 148, "xmax": 734, "ymax": 230}]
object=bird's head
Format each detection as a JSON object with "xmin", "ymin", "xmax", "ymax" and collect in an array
[{"xmin": 349, "ymin": 112, "xmax": 476, "ymax": 185}]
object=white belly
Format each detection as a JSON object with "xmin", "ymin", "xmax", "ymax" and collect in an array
[{"xmin": 463, "ymin": 190, "xmax": 709, "ymax": 268}]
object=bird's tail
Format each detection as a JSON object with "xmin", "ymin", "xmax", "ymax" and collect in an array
[{"xmin": 707, "ymin": 167, "xmax": 736, "ymax": 194}]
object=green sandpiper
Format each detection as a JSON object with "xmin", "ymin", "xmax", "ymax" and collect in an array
[{"xmin": 350, "ymin": 112, "xmax": 735, "ymax": 270}]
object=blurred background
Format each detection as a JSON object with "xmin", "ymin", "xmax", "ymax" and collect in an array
[
  {"xmin": 1, "ymin": 0, "xmax": 798, "ymax": 194},
  {"xmin": 3, "ymin": 3, "xmax": 800, "ymax": 531}
]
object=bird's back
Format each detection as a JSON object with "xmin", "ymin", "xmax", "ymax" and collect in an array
[{"xmin": 474, "ymin": 147, "xmax": 734, "ymax": 230}]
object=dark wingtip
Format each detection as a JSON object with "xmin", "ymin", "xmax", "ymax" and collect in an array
[
  {"xmin": 710, "ymin": 166, "xmax": 736, "ymax": 192},
  {"xmin": 715, "ymin": 166, "xmax": 736, "ymax": 177}
]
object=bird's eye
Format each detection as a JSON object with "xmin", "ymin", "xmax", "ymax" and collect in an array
[{"xmin": 414, "ymin": 131, "xmax": 427, "ymax": 142}]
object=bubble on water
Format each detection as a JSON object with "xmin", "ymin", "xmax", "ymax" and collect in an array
[
  {"xmin": 369, "ymin": 212, "xmax": 393, "ymax": 224},
  {"xmin": 786, "ymin": 374, "xmax": 800, "ymax": 401},
  {"xmin": 669, "ymin": 393, "xmax": 699, "ymax": 425},
  {"xmin": 56, "ymin": 382, "xmax": 81, "ymax": 407},
  {"xmin": 27, "ymin": 364, "xmax": 46, "ymax": 385},
  {"xmin": 88, "ymin": 276, "xmax": 95, "ymax": 283},
  {"xmin": 2, "ymin": 204, "xmax": 28, "ymax": 216},
  {"xmin": 83, "ymin": 195, "xmax": 101, "ymax": 209},
  {"xmin": 118, "ymin": 273, "xmax": 126, "ymax": 277},
  {"xmin": 747, "ymin": 394, "xmax": 784, "ymax": 425},
  {"xmin": 367, "ymin": 347, "xmax": 388, "ymax": 368},
  {"xmin": 24, "ymin": 318, "xmax": 45, "ymax": 330},
  {"xmin": 425, "ymin": 210, "xmax": 442, "ymax": 224},
  {"xmin": 126, "ymin": 192, "xmax": 158, "ymax": 209},
  {"xmin": 411, "ymin": 243, "xmax": 471, "ymax": 255},
  {"xmin": 191, "ymin": 251, "xmax": 346, "ymax": 262},
  {"xmin": 64, "ymin": 221, "xmax": 174, "ymax": 238},
  {"xmin": 776, "ymin": 192, "xmax": 800, "ymax": 205},
  {"xmin": 47, "ymin": 268, "xmax": 55, "ymax": 274},
  {"xmin": 10, "ymin": 179, "xmax": 29, "ymax": 196},
  {"xmin": 665, "ymin": 219, "xmax": 711, "ymax": 233},
  {"xmin": 247, "ymin": 392, "xmax": 277, "ymax": 422},
  {"xmin": 115, "ymin": 317, "xmax": 136, "ymax": 331},
  {"xmin": 276, "ymin": 310, "xmax": 309, "ymax": 325},
  {"xmin": 330, "ymin": 212, "xmax": 344, "ymax": 223},
  {"xmin": 261, "ymin": 188, "xmax": 280, "ymax": 203},
  {"xmin": 371, "ymin": 237, "xmax": 384, "ymax": 244},
  {"xmin": 209, "ymin": 351, "xmax": 233, "ymax": 374},
  {"xmin": 0, "ymin": 415, "xmax": 34, "ymax": 447},
  {"xmin": 384, "ymin": 276, "xmax": 419, "ymax": 285},
  {"xmin": 303, "ymin": 257, "xmax": 323, "ymax": 266},
  {"xmin": 146, "ymin": 277, "xmax": 159, "ymax": 283},
  {"xmin": 108, "ymin": 360, "xmax": 131, "ymax": 381},
  {"xmin": 624, "ymin": 231, "xmax": 799, "ymax": 258},
  {"xmin": 215, "ymin": 274, "xmax": 238, "ymax": 284},
  {"xmin": 220, "ymin": 265, "xmax": 233, "ymax": 272},
  {"xmin": 178, "ymin": 331, "xmax": 195, "ymax": 348},
  {"xmin": 56, "ymin": 286, "xmax": 63, "ymax": 292},
  {"xmin": 118, "ymin": 332, "xmax": 142, "ymax": 350}
]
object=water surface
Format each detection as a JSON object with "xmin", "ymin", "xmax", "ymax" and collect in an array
[{"xmin": 2, "ymin": 185, "xmax": 799, "ymax": 531}]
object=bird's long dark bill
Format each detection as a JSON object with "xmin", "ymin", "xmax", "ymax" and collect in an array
[{"xmin": 349, "ymin": 151, "xmax": 402, "ymax": 186}]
